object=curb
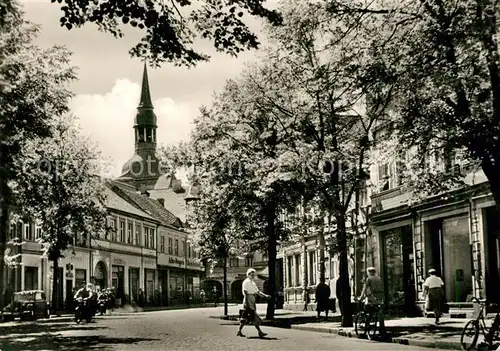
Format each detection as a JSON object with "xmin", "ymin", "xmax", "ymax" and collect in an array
[
  {"xmin": 290, "ymin": 325, "xmax": 462, "ymax": 350},
  {"xmin": 210, "ymin": 315, "xmax": 462, "ymax": 350}
]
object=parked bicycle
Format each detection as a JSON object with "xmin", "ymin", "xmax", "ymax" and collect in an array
[
  {"xmin": 354, "ymin": 300, "xmax": 382, "ymax": 340},
  {"xmin": 460, "ymin": 297, "xmax": 500, "ymax": 350}
]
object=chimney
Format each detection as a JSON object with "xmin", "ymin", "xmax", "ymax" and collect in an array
[
  {"xmin": 172, "ymin": 179, "xmax": 184, "ymax": 193},
  {"xmin": 157, "ymin": 198, "xmax": 165, "ymax": 206},
  {"xmin": 138, "ymin": 184, "xmax": 149, "ymax": 197}
]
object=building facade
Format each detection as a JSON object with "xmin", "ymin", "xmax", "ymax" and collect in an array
[{"xmin": 2, "ymin": 65, "xmax": 204, "ymax": 309}]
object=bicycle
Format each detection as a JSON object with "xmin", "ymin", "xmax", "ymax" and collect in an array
[
  {"xmin": 460, "ymin": 297, "xmax": 500, "ymax": 350},
  {"xmin": 354, "ymin": 299, "xmax": 382, "ymax": 340}
]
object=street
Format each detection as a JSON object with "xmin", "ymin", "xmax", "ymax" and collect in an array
[{"xmin": 0, "ymin": 307, "xmax": 436, "ymax": 351}]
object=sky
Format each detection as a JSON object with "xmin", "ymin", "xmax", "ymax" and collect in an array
[{"xmin": 19, "ymin": 0, "xmax": 272, "ymax": 178}]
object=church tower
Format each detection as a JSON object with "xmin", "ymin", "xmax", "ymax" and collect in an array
[{"xmin": 118, "ymin": 63, "xmax": 161, "ymax": 190}]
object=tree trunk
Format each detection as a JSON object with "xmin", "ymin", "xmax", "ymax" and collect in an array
[
  {"xmin": 336, "ymin": 212, "xmax": 353, "ymax": 327},
  {"xmin": 51, "ymin": 258, "xmax": 59, "ymax": 313},
  {"xmin": 265, "ymin": 203, "xmax": 277, "ymax": 321},
  {"xmin": 223, "ymin": 255, "xmax": 228, "ymax": 316}
]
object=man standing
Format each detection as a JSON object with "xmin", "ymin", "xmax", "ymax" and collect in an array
[
  {"xmin": 212, "ymin": 286, "xmax": 219, "ymax": 307},
  {"xmin": 360, "ymin": 267, "xmax": 386, "ymax": 336},
  {"xmin": 315, "ymin": 277, "xmax": 331, "ymax": 319}
]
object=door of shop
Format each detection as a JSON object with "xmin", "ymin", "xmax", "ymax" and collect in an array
[
  {"xmin": 426, "ymin": 216, "xmax": 473, "ymax": 302},
  {"xmin": 381, "ymin": 225, "xmax": 416, "ymax": 314}
]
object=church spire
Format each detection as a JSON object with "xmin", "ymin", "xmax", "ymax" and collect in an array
[{"xmin": 138, "ymin": 62, "xmax": 153, "ymax": 109}]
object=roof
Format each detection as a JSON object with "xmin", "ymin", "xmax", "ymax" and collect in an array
[
  {"xmin": 108, "ymin": 180, "xmax": 183, "ymax": 229},
  {"xmin": 148, "ymin": 187, "xmax": 189, "ymax": 223},
  {"xmin": 104, "ymin": 185, "xmax": 156, "ymax": 221}
]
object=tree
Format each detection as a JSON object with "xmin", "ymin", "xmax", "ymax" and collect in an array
[
  {"xmin": 237, "ymin": 0, "xmax": 395, "ymax": 326},
  {"xmin": 326, "ymin": 0, "xmax": 500, "ymax": 214},
  {"xmin": 10, "ymin": 115, "xmax": 108, "ymax": 312},
  {"xmin": 50, "ymin": 0, "xmax": 282, "ymax": 67},
  {"xmin": 0, "ymin": 2, "xmax": 76, "ymax": 310}
]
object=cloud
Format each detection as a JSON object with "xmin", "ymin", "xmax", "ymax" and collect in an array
[{"xmin": 70, "ymin": 78, "xmax": 196, "ymax": 179}]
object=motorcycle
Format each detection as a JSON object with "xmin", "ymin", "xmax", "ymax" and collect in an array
[{"xmin": 74, "ymin": 297, "xmax": 92, "ymax": 324}]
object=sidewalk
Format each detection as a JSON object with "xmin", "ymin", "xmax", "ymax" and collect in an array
[{"xmin": 210, "ymin": 305, "xmax": 471, "ymax": 350}]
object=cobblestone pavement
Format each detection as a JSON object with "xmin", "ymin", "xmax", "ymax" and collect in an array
[{"xmin": 0, "ymin": 307, "xmax": 436, "ymax": 351}]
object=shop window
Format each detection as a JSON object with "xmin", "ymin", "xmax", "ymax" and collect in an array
[
  {"xmin": 24, "ymin": 266, "xmax": 38, "ymax": 290},
  {"xmin": 287, "ymin": 256, "xmax": 293, "ymax": 287},
  {"xmin": 294, "ymin": 254, "xmax": 300, "ymax": 286},
  {"xmin": 168, "ymin": 238, "xmax": 173, "ymax": 254},
  {"xmin": 119, "ymin": 220, "xmax": 125, "ymax": 242},
  {"xmin": 75, "ymin": 269, "xmax": 87, "ymax": 287},
  {"xmin": 135, "ymin": 223, "xmax": 141, "ymax": 245},
  {"xmin": 309, "ymin": 251, "xmax": 316, "ymax": 285},
  {"xmin": 175, "ymin": 239, "xmax": 179, "ymax": 255},
  {"xmin": 160, "ymin": 236, "xmax": 165, "ymax": 253},
  {"xmin": 127, "ymin": 222, "xmax": 133, "ymax": 244}
]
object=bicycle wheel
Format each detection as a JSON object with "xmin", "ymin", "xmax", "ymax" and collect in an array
[
  {"xmin": 460, "ymin": 320, "xmax": 479, "ymax": 351},
  {"xmin": 366, "ymin": 313, "xmax": 379, "ymax": 340},
  {"xmin": 354, "ymin": 312, "xmax": 367, "ymax": 337}
]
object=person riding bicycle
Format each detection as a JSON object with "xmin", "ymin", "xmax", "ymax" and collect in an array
[
  {"xmin": 359, "ymin": 267, "xmax": 386, "ymax": 336},
  {"xmin": 74, "ymin": 282, "xmax": 94, "ymax": 301}
]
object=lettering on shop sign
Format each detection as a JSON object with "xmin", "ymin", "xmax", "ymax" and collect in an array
[
  {"xmin": 186, "ymin": 259, "xmax": 200, "ymax": 267},
  {"xmin": 169, "ymin": 257, "xmax": 184, "ymax": 266},
  {"xmin": 113, "ymin": 257, "xmax": 124, "ymax": 265}
]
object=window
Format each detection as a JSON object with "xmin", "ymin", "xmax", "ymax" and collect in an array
[
  {"xmin": 287, "ymin": 256, "xmax": 293, "ymax": 287},
  {"xmin": 24, "ymin": 223, "xmax": 33, "ymax": 241},
  {"xmin": 144, "ymin": 227, "xmax": 150, "ymax": 248},
  {"xmin": 119, "ymin": 220, "xmax": 125, "ymax": 242},
  {"xmin": 127, "ymin": 222, "xmax": 133, "ymax": 244},
  {"xmin": 187, "ymin": 244, "xmax": 191, "ymax": 258},
  {"xmin": 135, "ymin": 224, "xmax": 141, "ymax": 245},
  {"xmin": 75, "ymin": 269, "xmax": 87, "ymax": 287},
  {"xmin": 180, "ymin": 240, "xmax": 185, "ymax": 256},
  {"xmin": 245, "ymin": 257, "xmax": 254, "ymax": 267},
  {"xmin": 160, "ymin": 236, "xmax": 165, "ymax": 253},
  {"xmin": 168, "ymin": 238, "xmax": 173, "ymax": 254},
  {"xmin": 149, "ymin": 228, "xmax": 155, "ymax": 249},
  {"xmin": 308, "ymin": 251, "xmax": 316, "ymax": 285},
  {"xmin": 174, "ymin": 239, "xmax": 179, "ymax": 256},
  {"xmin": 24, "ymin": 266, "xmax": 38, "ymax": 290},
  {"xmin": 35, "ymin": 226, "xmax": 42, "ymax": 240},
  {"xmin": 146, "ymin": 128, "xmax": 153, "ymax": 142},
  {"xmin": 230, "ymin": 257, "xmax": 239, "ymax": 268},
  {"xmin": 108, "ymin": 217, "xmax": 117, "ymax": 241}
]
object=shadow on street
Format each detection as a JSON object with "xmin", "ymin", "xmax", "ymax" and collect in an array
[{"xmin": 0, "ymin": 321, "xmax": 158, "ymax": 350}]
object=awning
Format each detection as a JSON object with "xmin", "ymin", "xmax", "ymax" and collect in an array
[{"xmin": 257, "ymin": 266, "xmax": 268, "ymax": 280}]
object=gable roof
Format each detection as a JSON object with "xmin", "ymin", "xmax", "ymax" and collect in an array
[
  {"xmin": 108, "ymin": 180, "xmax": 183, "ymax": 229},
  {"xmin": 104, "ymin": 185, "xmax": 156, "ymax": 221},
  {"xmin": 148, "ymin": 188, "xmax": 189, "ymax": 223}
]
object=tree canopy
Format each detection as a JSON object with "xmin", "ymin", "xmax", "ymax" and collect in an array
[{"xmin": 51, "ymin": 0, "xmax": 282, "ymax": 66}]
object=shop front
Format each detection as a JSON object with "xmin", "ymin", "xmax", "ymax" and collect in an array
[{"xmin": 169, "ymin": 269, "xmax": 185, "ymax": 305}]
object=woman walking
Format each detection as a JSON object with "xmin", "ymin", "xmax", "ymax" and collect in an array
[
  {"xmin": 237, "ymin": 268, "xmax": 270, "ymax": 338},
  {"xmin": 423, "ymin": 268, "xmax": 445, "ymax": 324}
]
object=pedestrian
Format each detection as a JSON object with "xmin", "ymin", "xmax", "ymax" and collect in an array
[
  {"xmin": 315, "ymin": 277, "xmax": 331, "ymax": 319},
  {"xmin": 237, "ymin": 268, "xmax": 270, "ymax": 338},
  {"xmin": 423, "ymin": 268, "xmax": 445, "ymax": 325},
  {"xmin": 359, "ymin": 267, "xmax": 386, "ymax": 336},
  {"xmin": 4, "ymin": 284, "xmax": 13, "ymax": 307},
  {"xmin": 200, "ymin": 289, "xmax": 206, "ymax": 306},
  {"xmin": 212, "ymin": 286, "xmax": 219, "ymax": 307}
]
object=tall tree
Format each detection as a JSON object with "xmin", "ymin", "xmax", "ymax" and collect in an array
[
  {"xmin": 50, "ymin": 0, "xmax": 282, "ymax": 67},
  {"xmin": 0, "ymin": 2, "xmax": 76, "ymax": 309},
  {"xmin": 326, "ymin": 0, "xmax": 500, "ymax": 213},
  {"xmin": 11, "ymin": 115, "xmax": 108, "ymax": 312},
  {"xmin": 241, "ymin": 0, "xmax": 395, "ymax": 326}
]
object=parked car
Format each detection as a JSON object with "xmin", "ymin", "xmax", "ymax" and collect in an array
[{"xmin": 2, "ymin": 290, "xmax": 50, "ymax": 322}]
